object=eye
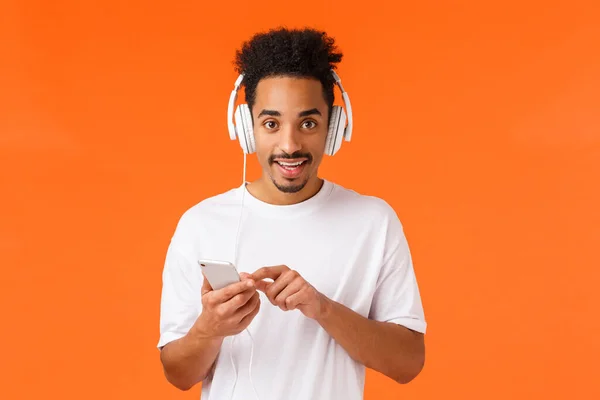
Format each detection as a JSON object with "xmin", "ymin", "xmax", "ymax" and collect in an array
[
  {"xmin": 302, "ymin": 120, "xmax": 317, "ymax": 129},
  {"xmin": 263, "ymin": 120, "xmax": 278, "ymax": 130}
]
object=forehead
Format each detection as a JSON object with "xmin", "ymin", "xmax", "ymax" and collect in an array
[{"xmin": 253, "ymin": 76, "xmax": 326, "ymax": 111}]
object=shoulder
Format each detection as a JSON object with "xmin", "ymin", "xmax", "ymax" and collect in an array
[
  {"xmin": 328, "ymin": 180, "xmax": 402, "ymax": 225},
  {"xmin": 170, "ymin": 185, "xmax": 242, "ymax": 243},
  {"xmin": 327, "ymin": 181, "xmax": 409, "ymax": 263}
]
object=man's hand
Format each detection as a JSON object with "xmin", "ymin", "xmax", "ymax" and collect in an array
[
  {"xmin": 192, "ymin": 273, "xmax": 261, "ymax": 339},
  {"xmin": 249, "ymin": 266, "xmax": 425, "ymax": 385},
  {"xmin": 250, "ymin": 265, "xmax": 330, "ymax": 320}
]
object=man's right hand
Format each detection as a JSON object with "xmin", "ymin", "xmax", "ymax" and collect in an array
[{"xmin": 192, "ymin": 273, "xmax": 261, "ymax": 339}]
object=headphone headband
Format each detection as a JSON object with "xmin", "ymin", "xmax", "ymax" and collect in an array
[
  {"xmin": 227, "ymin": 74, "xmax": 245, "ymax": 140},
  {"xmin": 330, "ymin": 70, "xmax": 353, "ymax": 141}
]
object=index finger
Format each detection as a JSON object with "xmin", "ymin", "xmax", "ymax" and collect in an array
[
  {"xmin": 201, "ymin": 273, "xmax": 213, "ymax": 296},
  {"xmin": 251, "ymin": 265, "xmax": 289, "ymax": 281},
  {"xmin": 210, "ymin": 279, "xmax": 255, "ymax": 303}
]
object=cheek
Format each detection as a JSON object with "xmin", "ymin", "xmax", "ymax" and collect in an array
[
  {"xmin": 253, "ymin": 134, "xmax": 274, "ymax": 162},
  {"xmin": 310, "ymin": 134, "xmax": 328, "ymax": 156}
]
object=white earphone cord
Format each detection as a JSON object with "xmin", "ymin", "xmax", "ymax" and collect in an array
[{"xmin": 229, "ymin": 152, "xmax": 260, "ymax": 400}]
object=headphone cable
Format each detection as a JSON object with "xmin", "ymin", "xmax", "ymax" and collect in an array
[{"xmin": 229, "ymin": 152, "xmax": 260, "ymax": 400}]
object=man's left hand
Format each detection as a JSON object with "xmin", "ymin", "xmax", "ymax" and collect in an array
[{"xmin": 250, "ymin": 265, "xmax": 330, "ymax": 320}]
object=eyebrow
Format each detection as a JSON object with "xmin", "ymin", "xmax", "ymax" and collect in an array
[
  {"xmin": 257, "ymin": 108, "xmax": 322, "ymax": 118},
  {"xmin": 299, "ymin": 108, "xmax": 321, "ymax": 118}
]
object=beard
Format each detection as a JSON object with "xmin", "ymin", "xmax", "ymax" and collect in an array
[
  {"xmin": 267, "ymin": 150, "xmax": 313, "ymax": 194},
  {"xmin": 271, "ymin": 175, "xmax": 310, "ymax": 193}
]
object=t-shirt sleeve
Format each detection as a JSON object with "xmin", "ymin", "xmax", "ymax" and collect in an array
[
  {"xmin": 368, "ymin": 208, "xmax": 427, "ymax": 334},
  {"xmin": 157, "ymin": 242, "xmax": 203, "ymax": 349}
]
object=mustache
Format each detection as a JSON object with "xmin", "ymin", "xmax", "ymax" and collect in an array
[{"xmin": 268, "ymin": 151, "xmax": 313, "ymax": 164}]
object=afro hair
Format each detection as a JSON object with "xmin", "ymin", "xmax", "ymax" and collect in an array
[{"xmin": 233, "ymin": 27, "xmax": 343, "ymax": 119}]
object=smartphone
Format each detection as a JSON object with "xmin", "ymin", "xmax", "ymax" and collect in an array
[{"xmin": 198, "ymin": 259, "xmax": 241, "ymax": 290}]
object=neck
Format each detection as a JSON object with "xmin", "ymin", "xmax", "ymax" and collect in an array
[{"xmin": 247, "ymin": 175, "xmax": 324, "ymax": 205}]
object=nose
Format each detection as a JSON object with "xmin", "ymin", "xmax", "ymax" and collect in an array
[{"xmin": 277, "ymin": 124, "xmax": 302, "ymax": 155}]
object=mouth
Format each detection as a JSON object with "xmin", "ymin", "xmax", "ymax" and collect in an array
[{"xmin": 273, "ymin": 159, "xmax": 308, "ymax": 179}]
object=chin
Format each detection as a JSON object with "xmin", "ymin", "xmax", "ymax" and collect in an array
[{"xmin": 271, "ymin": 175, "xmax": 310, "ymax": 194}]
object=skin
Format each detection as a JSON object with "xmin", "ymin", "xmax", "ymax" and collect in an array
[
  {"xmin": 160, "ymin": 76, "xmax": 425, "ymax": 390},
  {"xmin": 246, "ymin": 75, "xmax": 329, "ymax": 205}
]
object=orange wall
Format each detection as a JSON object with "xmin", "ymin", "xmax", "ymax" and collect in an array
[{"xmin": 1, "ymin": 1, "xmax": 599, "ymax": 399}]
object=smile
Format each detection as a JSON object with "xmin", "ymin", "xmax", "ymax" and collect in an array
[
  {"xmin": 274, "ymin": 160, "xmax": 307, "ymax": 178},
  {"xmin": 276, "ymin": 160, "xmax": 305, "ymax": 168}
]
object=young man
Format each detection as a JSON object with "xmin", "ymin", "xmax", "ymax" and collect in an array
[{"xmin": 157, "ymin": 27, "xmax": 427, "ymax": 399}]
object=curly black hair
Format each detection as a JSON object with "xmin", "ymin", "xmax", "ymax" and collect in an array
[{"xmin": 234, "ymin": 27, "xmax": 343, "ymax": 120}]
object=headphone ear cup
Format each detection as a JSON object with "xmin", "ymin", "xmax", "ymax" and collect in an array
[
  {"xmin": 234, "ymin": 104, "xmax": 255, "ymax": 154},
  {"xmin": 326, "ymin": 106, "xmax": 346, "ymax": 156}
]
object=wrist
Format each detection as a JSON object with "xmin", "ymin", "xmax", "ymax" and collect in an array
[
  {"xmin": 316, "ymin": 293, "xmax": 334, "ymax": 322},
  {"xmin": 189, "ymin": 315, "xmax": 224, "ymax": 344}
]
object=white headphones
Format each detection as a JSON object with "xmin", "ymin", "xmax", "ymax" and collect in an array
[{"xmin": 227, "ymin": 70, "xmax": 353, "ymax": 156}]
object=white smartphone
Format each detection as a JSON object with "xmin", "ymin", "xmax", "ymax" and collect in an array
[{"xmin": 198, "ymin": 259, "xmax": 241, "ymax": 290}]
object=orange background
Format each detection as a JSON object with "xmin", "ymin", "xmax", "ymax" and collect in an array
[{"xmin": 1, "ymin": 1, "xmax": 599, "ymax": 399}]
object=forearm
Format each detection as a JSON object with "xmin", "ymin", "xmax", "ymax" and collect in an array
[
  {"xmin": 316, "ymin": 297, "xmax": 425, "ymax": 384},
  {"xmin": 159, "ymin": 326, "xmax": 224, "ymax": 391}
]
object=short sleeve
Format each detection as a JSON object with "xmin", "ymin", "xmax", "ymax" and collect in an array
[
  {"xmin": 157, "ymin": 243, "xmax": 203, "ymax": 349},
  {"xmin": 368, "ymin": 213, "xmax": 427, "ymax": 334}
]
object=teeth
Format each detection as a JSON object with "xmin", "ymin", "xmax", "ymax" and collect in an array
[{"xmin": 278, "ymin": 161, "xmax": 304, "ymax": 167}]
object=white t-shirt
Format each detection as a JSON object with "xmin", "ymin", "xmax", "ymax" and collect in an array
[{"xmin": 158, "ymin": 179, "xmax": 427, "ymax": 400}]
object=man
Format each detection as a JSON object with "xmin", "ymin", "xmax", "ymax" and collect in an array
[{"xmin": 157, "ymin": 27, "xmax": 427, "ymax": 399}]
